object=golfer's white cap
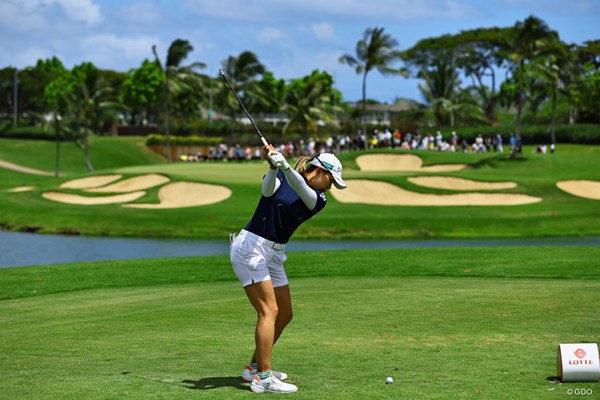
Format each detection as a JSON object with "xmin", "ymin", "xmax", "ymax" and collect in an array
[{"xmin": 310, "ymin": 153, "xmax": 347, "ymax": 190}]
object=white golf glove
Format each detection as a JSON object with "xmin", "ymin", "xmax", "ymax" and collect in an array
[{"xmin": 268, "ymin": 151, "xmax": 290, "ymax": 171}]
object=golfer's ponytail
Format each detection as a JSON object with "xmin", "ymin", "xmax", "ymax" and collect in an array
[{"xmin": 294, "ymin": 156, "xmax": 313, "ymax": 174}]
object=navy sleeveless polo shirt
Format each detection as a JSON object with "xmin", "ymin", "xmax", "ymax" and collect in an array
[{"xmin": 245, "ymin": 170, "xmax": 327, "ymax": 244}]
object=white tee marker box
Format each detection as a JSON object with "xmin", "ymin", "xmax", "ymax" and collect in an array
[{"xmin": 557, "ymin": 343, "xmax": 600, "ymax": 382}]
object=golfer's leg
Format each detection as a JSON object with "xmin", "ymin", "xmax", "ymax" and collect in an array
[
  {"xmin": 244, "ymin": 280, "xmax": 278, "ymax": 372},
  {"xmin": 273, "ymin": 284, "xmax": 293, "ymax": 344},
  {"xmin": 249, "ymin": 284, "xmax": 292, "ymax": 364}
]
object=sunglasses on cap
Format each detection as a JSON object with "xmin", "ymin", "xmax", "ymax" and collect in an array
[{"xmin": 312, "ymin": 154, "xmax": 334, "ymax": 173}]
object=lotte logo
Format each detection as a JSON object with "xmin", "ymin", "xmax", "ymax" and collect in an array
[
  {"xmin": 575, "ymin": 349, "xmax": 587, "ymax": 359},
  {"xmin": 569, "ymin": 348, "xmax": 594, "ymax": 366}
]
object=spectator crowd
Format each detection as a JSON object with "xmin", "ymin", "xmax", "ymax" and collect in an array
[{"xmin": 179, "ymin": 128, "xmax": 531, "ymax": 162}]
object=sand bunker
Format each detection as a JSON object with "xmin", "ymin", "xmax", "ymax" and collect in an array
[
  {"xmin": 408, "ymin": 176, "xmax": 517, "ymax": 191},
  {"xmin": 8, "ymin": 186, "xmax": 35, "ymax": 192},
  {"xmin": 86, "ymin": 174, "xmax": 170, "ymax": 193},
  {"xmin": 356, "ymin": 154, "xmax": 467, "ymax": 172},
  {"xmin": 556, "ymin": 180, "xmax": 600, "ymax": 200},
  {"xmin": 60, "ymin": 174, "xmax": 123, "ymax": 189},
  {"xmin": 43, "ymin": 191, "xmax": 146, "ymax": 205},
  {"xmin": 331, "ymin": 180, "xmax": 541, "ymax": 206},
  {"xmin": 43, "ymin": 173, "xmax": 232, "ymax": 208},
  {"xmin": 124, "ymin": 182, "xmax": 232, "ymax": 209}
]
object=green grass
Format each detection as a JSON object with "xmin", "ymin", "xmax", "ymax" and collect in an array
[
  {"xmin": 1, "ymin": 246, "xmax": 599, "ymax": 399},
  {"xmin": 1, "ymin": 137, "xmax": 600, "ymax": 239},
  {"xmin": 2, "ymin": 138, "xmax": 598, "ymax": 399},
  {"xmin": 0, "ymin": 137, "xmax": 164, "ymax": 175}
]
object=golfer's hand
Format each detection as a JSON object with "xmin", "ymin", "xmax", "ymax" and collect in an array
[
  {"xmin": 262, "ymin": 144, "xmax": 275, "ymax": 153},
  {"xmin": 268, "ymin": 151, "xmax": 290, "ymax": 171},
  {"xmin": 263, "ymin": 145, "xmax": 277, "ymax": 170}
]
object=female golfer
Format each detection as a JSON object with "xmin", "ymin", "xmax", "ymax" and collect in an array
[{"xmin": 230, "ymin": 146, "xmax": 346, "ymax": 393}]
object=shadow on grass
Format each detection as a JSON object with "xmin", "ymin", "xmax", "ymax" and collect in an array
[
  {"xmin": 121, "ymin": 372, "xmax": 248, "ymax": 391},
  {"xmin": 182, "ymin": 376, "xmax": 248, "ymax": 390}
]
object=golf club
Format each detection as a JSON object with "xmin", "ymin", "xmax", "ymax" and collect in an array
[{"xmin": 219, "ymin": 69, "xmax": 269, "ymax": 147}]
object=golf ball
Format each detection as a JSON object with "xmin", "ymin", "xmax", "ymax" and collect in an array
[{"xmin": 386, "ymin": 377, "xmax": 394, "ymax": 384}]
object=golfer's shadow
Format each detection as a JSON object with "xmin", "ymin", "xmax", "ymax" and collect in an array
[{"xmin": 182, "ymin": 376, "xmax": 248, "ymax": 390}]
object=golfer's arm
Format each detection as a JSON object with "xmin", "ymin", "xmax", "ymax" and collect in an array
[
  {"xmin": 282, "ymin": 169, "xmax": 317, "ymax": 210},
  {"xmin": 262, "ymin": 168, "xmax": 281, "ymax": 197}
]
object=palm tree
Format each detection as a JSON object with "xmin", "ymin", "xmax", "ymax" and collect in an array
[
  {"xmin": 417, "ymin": 58, "xmax": 461, "ymax": 126},
  {"xmin": 530, "ymin": 41, "xmax": 572, "ymax": 144},
  {"xmin": 44, "ymin": 70, "xmax": 78, "ymax": 177},
  {"xmin": 283, "ymin": 72, "xmax": 339, "ymax": 138},
  {"xmin": 339, "ymin": 27, "xmax": 406, "ymax": 136},
  {"xmin": 504, "ymin": 16, "xmax": 559, "ymax": 139},
  {"xmin": 219, "ymin": 51, "xmax": 266, "ymax": 117},
  {"xmin": 153, "ymin": 39, "xmax": 205, "ymax": 162},
  {"xmin": 77, "ymin": 77, "xmax": 123, "ymax": 172}
]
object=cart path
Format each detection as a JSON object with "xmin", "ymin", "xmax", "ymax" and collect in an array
[{"xmin": 0, "ymin": 159, "xmax": 55, "ymax": 176}]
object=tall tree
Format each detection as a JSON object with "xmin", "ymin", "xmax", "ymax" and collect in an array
[
  {"xmin": 219, "ymin": 51, "xmax": 266, "ymax": 116},
  {"xmin": 152, "ymin": 39, "xmax": 205, "ymax": 162},
  {"xmin": 0, "ymin": 67, "xmax": 18, "ymax": 123},
  {"xmin": 339, "ymin": 27, "xmax": 406, "ymax": 136},
  {"xmin": 45, "ymin": 63, "xmax": 121, "ymax": 172},
  {"xmin": 283, "ymin": 70, "xmax": 340, "ymax": 138},
  {"xmin": 403, "ymin": 32, "xmax": 503, "ymax": 126},
  {"xmin": 453, "ymin": 28, "xmax": 508, "ymax": 123},
  {"xmin": 45, "ymin": 69, "xmax": 79, "ymax": 177},
  {"xmin": 0, "ymin": 57, "xmax": 66, "ymax": 125},
  {"xmin": 417, "ymin": 58, "xmax": 461, "ymax": 126},
  {"xmin": 71, "ymin": 62, "xmax": 121, "ymax": 172},
  {"xmin": 120, "ymin": 59, "xmax": 164, "ymax": 126},
  {"xmin": 574, "ymin": 40, "xmax": 600, "ymax": 123},
  {"xmin": 253, "ymin": 71, "xmax": 286, "ymax": 114},
  {"xmin": 502, "ymin": 15, "xmax": 559, "ymax": 140},
  {"xmin": 529, "ymin": 41, "xmax": 574, "ymax": 143}
]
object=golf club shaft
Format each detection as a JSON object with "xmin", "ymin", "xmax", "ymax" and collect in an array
[{"xmin": 219, "ymin": 69, "xmax": 269, "ymax": 147}]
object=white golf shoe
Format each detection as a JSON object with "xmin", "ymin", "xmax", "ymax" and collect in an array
[
  {"xmin": 250, "ymin": 373, "xmax": 298, "ymax": 393},
  {"xmin": 241, "ymin": 364, "xmax": 288, "ymax": 382}
]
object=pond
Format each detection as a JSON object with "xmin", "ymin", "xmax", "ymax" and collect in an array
[{"xmin": 1, "ymin": 230, "xmax": 598, "ymax": 269}]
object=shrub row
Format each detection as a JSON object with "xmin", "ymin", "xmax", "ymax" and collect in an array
[
  {"xmin": 448, "ymin": 124, "xmax": 600, "ymax": 144},
  {"xmin": 0, "ymin": 124, "xmax": 77, "ymax": 141},
  {"xmin": 145, "ymin": 134, "xmax": 223, "ymax": 146}
]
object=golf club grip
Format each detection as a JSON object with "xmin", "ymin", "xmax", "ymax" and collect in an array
[{"xmin": 260, "ymin": 137, "xmax": 269, "ymax": 147}]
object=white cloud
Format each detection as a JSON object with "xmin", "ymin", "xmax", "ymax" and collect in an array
[
  {"xmin": 257, "ymin": 27, "xmax": 285, "ymax": 44},
  {"xmin": 311, "ymin": 22, "xmax": 334, "ymax": 40},
  {"xmin": 48, "ymin": 0, "xmax": 102, "ymax": 25},
  {"xmin": 0, "ymin": 0, "xmax": 101, "ymax": 29},
  {"xmin": 118, "ymin": 1, "xmax": 162, "ymax": 24},
  {"xmin": 0, "ymin": 0, "xmax": 47, "ymax": 31}
]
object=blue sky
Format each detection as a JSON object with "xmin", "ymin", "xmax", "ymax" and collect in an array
[{"xmin": 1, "ymin": 0, "xmax": 599, "ymax": 103}]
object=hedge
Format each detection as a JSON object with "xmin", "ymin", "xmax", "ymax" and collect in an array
[
  {"xmin": 0, "ymin": 124, "xmax": 79, "ymax": 141},
  {"xmin": 145, "ymin": 134, "xmax": 223, "ymax": 146},
  {"xmin": 435, "ymin": 124, "xmax": 600, "ymax": 145}
]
